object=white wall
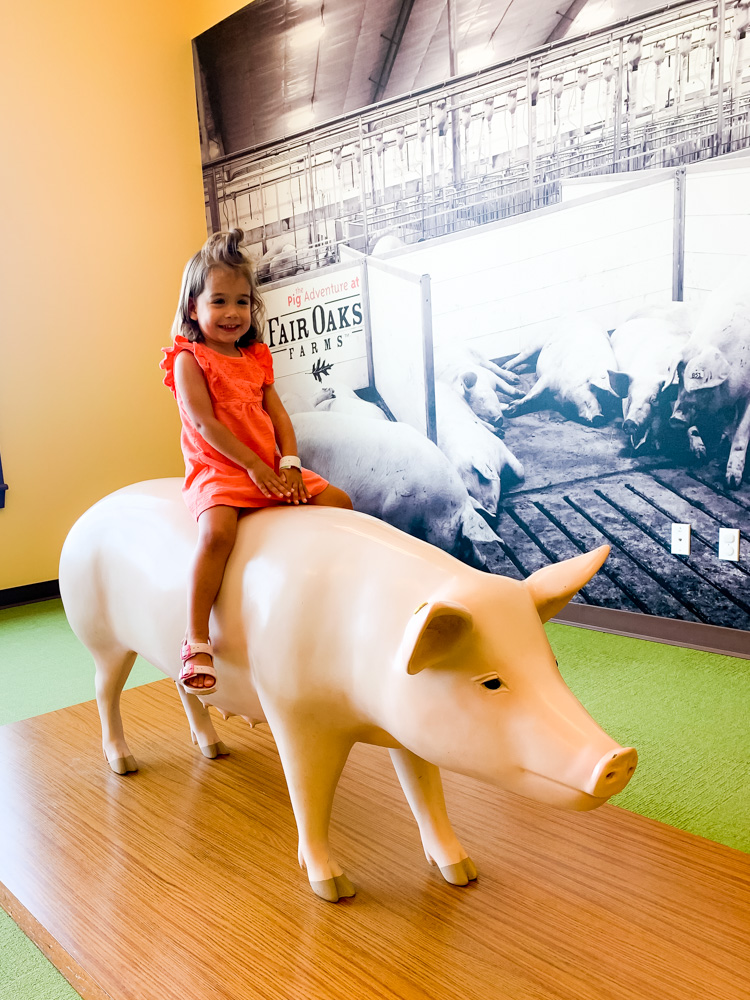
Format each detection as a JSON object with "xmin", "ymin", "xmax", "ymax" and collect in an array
[
  {"xmin": 684, "ymin": 160, "xmax": 750, "ymax": 300},
  {"xmin": 388, "ymin": 174, "xmax": 676, "ymax": 359}
]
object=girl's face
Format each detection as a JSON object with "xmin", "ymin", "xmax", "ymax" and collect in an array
[{"xmin": 189, "ymin": 267, "xmax": 252, "ymax": 353}]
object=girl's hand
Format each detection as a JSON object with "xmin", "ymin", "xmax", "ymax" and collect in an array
[
  {"xmin": 280, "ymin": 467, "xmax": 311, "ymax": 505},
  {"xmin": 246, "ymin": 460, "xmax": 292, "ymax": 500}
]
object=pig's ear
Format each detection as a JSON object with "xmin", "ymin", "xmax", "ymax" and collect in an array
[
  {"xmin": 608, "ymin": 369, "xmax": 630, "ymax": 398},
  {"xmin": 525, "ymin": 546, "xmax": 610, "ymax": 623},
  {"xmin": 684, "ymin": 349, "xmax": 729, "ymax": 390},
  {"xmin": 397, "ymin": 601, "xmax": 474, "ymax": 675},
  {"xmin": 589, "ymin": 374, "xmax": 619, "ymax": 397}
]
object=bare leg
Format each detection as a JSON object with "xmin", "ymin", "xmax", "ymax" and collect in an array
[
  {"xmin": 184, "ymin": 505, "xmax": 239, "ymax": 688},
  {"xmin": 308, "ymin": 485, "xmax": 353, "ymax": 509}
]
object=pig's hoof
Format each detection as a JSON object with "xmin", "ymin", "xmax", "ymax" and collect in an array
[
  {"xmin": 310, "ymin": 875, "xmax": 357, "ymax": 902},
  {"xmin": 439, "ymin": 857, "xmax": 478, "ymax": 886},
  {"xmin": 199, "ymin": 741, "xmax": 230, "ymax": 759},
  {"xmin": 107, "ymin": 754, "xmax": 138, "ymax": 776}
]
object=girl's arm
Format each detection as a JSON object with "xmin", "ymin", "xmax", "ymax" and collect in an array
[
  {"xmin": 263, "ymin": 384, "xmax": 311, "ymax": 504},
  {"xmin": 173, "ymin": 350, "xmax": 291, "ymax": 501}
]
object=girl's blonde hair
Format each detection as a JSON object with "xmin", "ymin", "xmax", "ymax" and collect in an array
[{"xmin": 172, "ymin": 229, "xmax": 266, "ymax": 346}]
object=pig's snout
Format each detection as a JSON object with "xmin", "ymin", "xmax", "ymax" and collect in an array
[
  {"xmin": 670, "ymin": 411, "xmax": 688, "ymax": 428},
  {"xmin": 584, "ymin": 746, "xmax": 638, "ymax": 799},
  {"xmin": 622, "ymin": 418, "xmax": 638, "ymax": 436}
]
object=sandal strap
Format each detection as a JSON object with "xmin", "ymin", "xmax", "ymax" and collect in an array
[
  {"xmin": 181, "ymin": 640, "xmax": 213, "ymax": 663},
  {"xmin": 179, "ymin": 661, "xmax": 217, "ymax": 683}
]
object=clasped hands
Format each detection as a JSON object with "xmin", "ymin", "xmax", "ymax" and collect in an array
[{"xmin": 247, "ymin": 460, "xmax": 311, "ymax": 505}]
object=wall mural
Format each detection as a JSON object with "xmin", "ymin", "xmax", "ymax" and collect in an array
[{"xmin": 194, "ymin": 0, "xmax": 750, "ymax": 632}]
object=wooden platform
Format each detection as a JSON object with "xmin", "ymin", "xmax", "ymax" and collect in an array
[{"xmin": 1, "ymin": 680, "xmax": 748, "ymax": 1000}]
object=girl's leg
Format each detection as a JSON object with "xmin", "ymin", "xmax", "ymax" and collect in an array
[
  {"xmin": 308, "ymin": 485, "xmax": 353, "ymax": 509},
  {"xmin": 184, "ymin": 505, "xmax": 239, "ymax": 689}
]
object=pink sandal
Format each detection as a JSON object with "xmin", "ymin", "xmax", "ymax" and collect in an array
[{"xmin": 179, "ymin": 639, "xmax": 218, "ymax": 695}]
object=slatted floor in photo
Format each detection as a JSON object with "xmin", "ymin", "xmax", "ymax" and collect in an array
[{"xmin": 496, "ymin": 466, "xmax": 750, "ymax": 630}]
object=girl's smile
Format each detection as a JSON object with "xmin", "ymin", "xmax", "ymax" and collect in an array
[{"xmin": 189, "ymin": 267, "xmax": 252, "ymax": 354}]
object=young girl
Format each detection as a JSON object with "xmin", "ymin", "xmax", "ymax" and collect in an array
[{"xmin": 161, "ymin": 229, "xmax": 352, "ymax": 694}]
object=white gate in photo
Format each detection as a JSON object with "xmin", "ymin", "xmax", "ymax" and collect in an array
[{"xmin": 364, "ymin": 255, "xmax": 435, "ymax": 441}]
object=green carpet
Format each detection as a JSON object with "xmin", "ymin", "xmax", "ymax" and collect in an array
[{"xmin": 0, "ymin": 600, "xmax": 747, "ymax": 999}]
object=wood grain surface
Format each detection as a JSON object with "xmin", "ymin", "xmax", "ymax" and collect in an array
[{"xmin": 1, "ymin": 679, "xmax": 748, "ymax": 1000}]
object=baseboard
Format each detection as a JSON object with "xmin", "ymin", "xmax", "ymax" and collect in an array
[
  {"xmin": 0, "ymin": 580, "xmax": 61, "ymax": 610},
  {"xmin": 553, "ymin": 604, "xmax": 750, "ymax": 660}
]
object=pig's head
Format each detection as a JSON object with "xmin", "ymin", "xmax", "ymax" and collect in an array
[
  {"xmin": 670, "ymin": 349, "xmax": 729, "ymax": 427},
  {"xmin": 566, "ymin": 374, "xmax": 619, "ymax": 427},
  {"xmin": 462, "ymin": 370, "xmax": 505, "ymax": 427},
  {"xmin": 461, "ymin": 458, "xmax": 501, "ymax": 518},
  {"xmin": 608, "ymin": 369, "xmax": 672, "ymax": 449},
  {"xmin": 388, "ymin": 546, "xmax": 637, "ymax": 812}
]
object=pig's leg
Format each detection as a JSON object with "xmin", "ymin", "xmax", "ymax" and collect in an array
[
  {"xmin": 481, "ymin": 358, "xmax": 522, "ymax": 385},
  {"xmin": 501, "ymin": 347, "xmax": 538, "ymax": 372},
  {"xmin": 176, "ymin": 685, "xmax": 229, "ymax": 759},
  {"xmin": 726, "ymin": 397, "xmax": 750, "ymax": 489},
  {"xmin": 503, "ymin": 378, "xmax": 551, "ymax": 418},
  {"xmin": 266, "ymin": 714, "xmax": 356, "ymax": 901},
  {"xmin": 94, "ymin": 646, "xmax": 139, "ymax": 775},
  {"xmin": 389, "ymin": 749, "xmax": 477, "ymax": 886},
  {"xmin": 687, "ymin": 425, "xmax": 707, "ymax": 461},
  {"xmin": 490, "ymin": 372, "xmax": 525, "ymax": 399}
]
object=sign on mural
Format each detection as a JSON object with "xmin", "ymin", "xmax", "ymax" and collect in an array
[{"xmin": 262, "ymin": 266, "xmax": 368, "ymax": 395}]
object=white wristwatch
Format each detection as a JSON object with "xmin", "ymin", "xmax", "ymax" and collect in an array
[{"xmin": 279, "ymin": 455, "xmax": 302, "ymax": 471}]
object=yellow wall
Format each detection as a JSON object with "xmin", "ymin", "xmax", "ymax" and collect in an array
[{"xmin": 0, "ymin": 0, "xmax": 247, "ymax": 589}]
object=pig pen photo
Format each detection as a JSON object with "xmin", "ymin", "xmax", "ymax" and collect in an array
[{"xmin": 264, "ymin": 165, "xmax": 750, "ymax": 634}]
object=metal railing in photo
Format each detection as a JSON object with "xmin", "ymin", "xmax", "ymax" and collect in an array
[{"xmin": 201, "ymin": 0, "xmax": 750, "ymax": 280}]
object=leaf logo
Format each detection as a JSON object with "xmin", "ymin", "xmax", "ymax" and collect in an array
[{"xmin": 311, "ymin": 358, "xmax": 334, "ymax": 382}]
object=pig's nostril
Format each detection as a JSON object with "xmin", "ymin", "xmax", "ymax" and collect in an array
[{"xmin": 605, "ymin": 771, "xmax": 616, "ymax": 780}]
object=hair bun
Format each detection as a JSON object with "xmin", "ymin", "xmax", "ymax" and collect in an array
[{"xmin": 226, "ymin": 228, "xmax": 245, "ymax": 256}]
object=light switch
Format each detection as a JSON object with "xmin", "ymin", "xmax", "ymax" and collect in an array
[
  {"xmin": 718, "ymin": 528, "xmax": 741, "ymax": 562},
  {"xmin": 671, "ymin": 523, "xmax": 691, "ymax": 556}
]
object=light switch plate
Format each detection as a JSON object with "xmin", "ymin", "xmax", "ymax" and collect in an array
[
  {"xmin": 718, "ymin": 528, "xmax": 741, "ymax": 561},
  {"xmin": 671, "ymin": 523, "xmax": 691, "ymax": 556}
]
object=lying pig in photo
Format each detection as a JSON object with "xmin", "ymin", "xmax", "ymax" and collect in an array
[{"xmin": 504, "ymin": 317, "xmax": 620, "ymax": 426}]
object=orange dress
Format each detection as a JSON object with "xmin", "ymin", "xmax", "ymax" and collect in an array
[{"xmin": 160, "ymin": 335, "xmax": 328, "ymax": 519}]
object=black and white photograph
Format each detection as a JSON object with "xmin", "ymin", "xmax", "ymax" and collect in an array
[{"xmin": 193, "ymin": 0, "xmax": 750, "ymax": 630}]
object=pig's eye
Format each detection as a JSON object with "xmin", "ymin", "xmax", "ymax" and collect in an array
[{"xmin": 474, "ymin": 672, "xmax": 506, "ymax": 691}]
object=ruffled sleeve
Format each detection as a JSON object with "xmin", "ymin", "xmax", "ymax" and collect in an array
[
  {"xmin": 160, "ymin": 335, "xmax": 195, "ymax": 395},
  {"xmin": 251, "ymin": 342, "xmax": 275, "ymax": 385}
]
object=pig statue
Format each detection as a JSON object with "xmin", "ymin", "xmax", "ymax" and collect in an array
[
  {"xmin": 504, "ymin": 317, "xmax": 620, "ymax": 426},
  {"xmin": 60, "ymin": 479, "xmax": 637, "ymax": 903}
]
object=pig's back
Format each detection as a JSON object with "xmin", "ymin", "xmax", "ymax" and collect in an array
[{"xmin": 539, "ymin": 318, "xmax": 615, "ymax": 379}]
